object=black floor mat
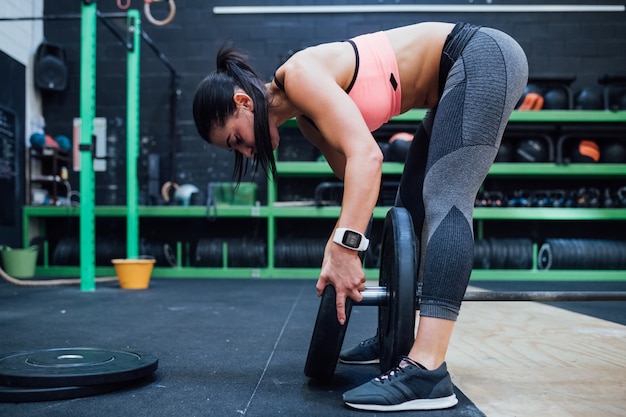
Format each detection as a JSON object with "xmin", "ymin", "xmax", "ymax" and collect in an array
[{"xmin": 0, "ymin": 278, "xmax": 484, "ymax": 417}]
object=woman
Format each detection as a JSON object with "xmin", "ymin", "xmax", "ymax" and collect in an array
[{"xmin": 193, "ymin": 21, "xmax": 528, "ymax": 411}]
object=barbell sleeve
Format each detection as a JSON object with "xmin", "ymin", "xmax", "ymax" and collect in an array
[
  {"xmin": 357, "ymin": 286, "xmax": 626, "ymax": 306},
  {"xmin": 358, "ymin": 286, "xmax": 388, "ymax": 306},
  {"xmin": 463, "ymin": 290, "xmax": 626, "ymax": 302}
]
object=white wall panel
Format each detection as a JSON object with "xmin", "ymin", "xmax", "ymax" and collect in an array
[{"xmin": 0, "ymin": 0, "xmax": 45, "ymax": 142}]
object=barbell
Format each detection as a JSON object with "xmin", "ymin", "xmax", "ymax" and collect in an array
[
  {"xmin": 304, "ymin": 207, "xmax": 626, "ymax": 382},
  {"xmin": 360, "ymin": 287, "xmax": 626, "ymax": 304}
]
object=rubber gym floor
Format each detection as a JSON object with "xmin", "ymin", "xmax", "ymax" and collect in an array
[{"xmin": 0, "ymin": 277, "xmax": 624, "ymax": 417}]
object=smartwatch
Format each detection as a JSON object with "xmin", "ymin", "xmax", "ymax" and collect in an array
[{"xmin": 333, "ymin": 228, "xmax": 369, "ymax": 251}]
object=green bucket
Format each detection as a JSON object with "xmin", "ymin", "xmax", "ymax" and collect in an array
[{"xmin": 0, "ymin": 246, "xmax": 38, "ymax": 279}]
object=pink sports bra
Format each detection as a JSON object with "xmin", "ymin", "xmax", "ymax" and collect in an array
[
  {"xmin": 273, "ymin": 31, "xmax": 402, "ymax": 132},
  {"xmin": 345, "ymin": 31, "xmax": 402, "ymax": 131}
]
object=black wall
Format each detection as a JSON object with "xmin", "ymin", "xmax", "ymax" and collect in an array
[
  {"xmin": 0, "ymin": 51, "xmax": 26, "ymax": 247},
  {"xmin": 40, "ymin": 1, "xmax": 626, "ymax": 204}
]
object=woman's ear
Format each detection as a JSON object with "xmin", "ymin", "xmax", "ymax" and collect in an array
[{"xmin": 233, "ymin": 92, "xmax": 254, "ymax": 111}]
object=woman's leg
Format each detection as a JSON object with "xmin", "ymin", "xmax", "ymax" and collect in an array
[{"xmin": 397, "ymin": 28, "xmax": 528, "ymax": 369}]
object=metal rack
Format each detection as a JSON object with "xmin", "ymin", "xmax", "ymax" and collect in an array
[{"xmin": 22, "ymin": 110, "xmax": 626, "ymax": 282}]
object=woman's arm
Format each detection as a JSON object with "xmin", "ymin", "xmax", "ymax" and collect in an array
[
  {"xmin": 282, "ymin": 54, "xmax": 383, "ymax": 324},
  {"xmin": 283, "ymin": 56, "xmax": 383, "ymax": 232}
]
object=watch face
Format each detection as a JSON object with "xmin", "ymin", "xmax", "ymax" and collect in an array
[{"xmin": 342, "ymin": 230, "xmax": 362, "ymax": 248}]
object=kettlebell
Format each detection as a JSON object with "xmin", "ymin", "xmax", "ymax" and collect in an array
[
  {"xmin": 161, "ymin": 181, "xmax": 200, "ymax": 206},
  {"xmin": 174, "ymin": 184, "xmax": 200, "ymax": 206}
]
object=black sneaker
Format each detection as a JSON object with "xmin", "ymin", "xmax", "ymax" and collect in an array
[
  {"xmin": 339, "ymin": 336, "xmax": 380, "ymax": 365},
  {"xmin": 343, "ymin": 357, "xmax": 458, "ymax": 411}
]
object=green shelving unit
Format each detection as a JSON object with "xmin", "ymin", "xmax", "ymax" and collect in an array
[{"xmin": 22, "ymin": 110, "xmax": 626, "ymax": 281}]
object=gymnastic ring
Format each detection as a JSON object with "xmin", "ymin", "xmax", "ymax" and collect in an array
[
  {"xmin": 161, "ymin": 181, "xmax": 178, "ymax": 202},
  {"xmin": 117, "ymin": 0, "xmax": 131, "ymax": 10},
  {"xmin": 144, "ymin": 0, "xmax": 176, "ymax": 26}
]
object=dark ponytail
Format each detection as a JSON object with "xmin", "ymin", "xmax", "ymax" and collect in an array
[{"xmin": 192, "ymin": 43, "xmax": 276, "ymax": 183}]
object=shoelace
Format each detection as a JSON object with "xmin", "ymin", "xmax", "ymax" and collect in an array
[
  {"xmin": 375, "ymin": 357, "xmax": 425, "ymax": 383},
  {"xmin": 360, "ymin": 336, "xmax": 378, "ymax": 346},
  {"xmin": 375, "ymin": 364, "xmax": 406, "ymax": 383}
]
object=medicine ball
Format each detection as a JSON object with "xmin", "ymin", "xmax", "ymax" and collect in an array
[
  {"xmin": 34, "ymin": 42, "xmax": 68, "ymax": 92},
  {"xmin": 516, "ymin": 84, "xmax": 544, "ymax": 109},
  {"xmin": 29, "ymin": 132, "xmax": 46, "ymax": 148},
  {"xmin": 574, "ymin": 86, "xmax": 604, "ymax": 110},
  {"xmin": 515, "ymin": 138, "xmax": 549, "ymax": 162},
  {"xmin": 543, "ymin": 88, "xmax": 569, "ymax": 110},
  {"xmin": 45, "ymin": 134, "xmax": 59, "ymax": 149},
  {"xmin": 570, "ymin": 139, "xmax": 600, "ymax": 163},
  {"xmin": 387, "ymin": 137, "xmax": 412, "ymax": 162},
  {"xmin": 387, "ymin": 132, "xmax": 413, "ymax": 162},
  {"xmin": 389, "ymin": 132, "xmax": 414, "ymax": 142},
  {"xmin": 55, "ymin": 135, "xmax": 72, "ymax": 151},
  {"xmin": 600, "ymin": 141, "xmax": 626, "ymax": 163}
]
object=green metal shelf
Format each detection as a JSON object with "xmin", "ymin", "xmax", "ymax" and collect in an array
[
  {"xmin": 270, "ymin": 206, "xmax": 389, "ymax": 218},
  {"xmin": 469, "ymin": 269, "xmax": 626, "ymax": 282},
  {"xmin": 280, "ymin": 110, "xmax": 626, "ymax": 127},
  {"xmin": 507, "ymin": 110, "xmax": 626, "ymax": 123},
  {"xmin": 22, "ymin": 205, "xmax": 268, "ymax": 218},
  {"xmin": 276, "ymin": 162, "xmax": 404, "ymax": 176},
  {"xmin": 276, "ymin": 162, "xmax": 626, "ymax": 177},
  {"xmin": 485, "ymin": 163, "xmax": 626, "ymax": 177},
  {"xmin": 269, "ymin": 206, "xmax": 626, "ymax": 220},
  {"xmin": 24, "ymin": 205, "xmax": 626, "ymax": 221},
  {"xmin": 473, "ymin": 207, "xmax": 626, "ymax": 220},
  {"xmin": 32, "ymin": 266, "xmax": 626, "ymax": 282}
]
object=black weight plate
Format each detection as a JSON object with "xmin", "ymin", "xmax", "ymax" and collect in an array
[
  {"xmin": 0, "ymin": 348, "xmax": 158, "ymax": 388},
  {"xmin": 0, "ymin": 380, "xmax": 135, "ymax": 403},
  {"xmin": 378, "ymin": 207, "xmax": 417, "ymax": 373},
  {"xmin": 304, "ymin": 286, "xmax": 353, "ymax": 382}
]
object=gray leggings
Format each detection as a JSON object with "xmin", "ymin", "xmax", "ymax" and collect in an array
[{"xmin": 395, "ymin": 25, "xmax": 528, "ymax": 321}]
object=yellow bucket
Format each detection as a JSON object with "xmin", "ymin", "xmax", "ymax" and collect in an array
[
  {"xmin": 111, "ymin": 258, "xmax": 156, "ymax": 290},
  {"xmin": 0, "ymin": 246, "xmax": 38, "ymax": 279}
]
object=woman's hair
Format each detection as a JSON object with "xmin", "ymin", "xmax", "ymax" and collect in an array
[{"xmin": 192, "ymin": 43, "xmax": 276, "ymax": 183}]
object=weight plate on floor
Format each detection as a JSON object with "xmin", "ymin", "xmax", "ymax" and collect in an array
[
  {"xmin": 304, "ymin": 285, "xmax": 353, "ymax": 382},
  {"xmin": 0, "ymin": 380, "xmax": 135, "ymax": 403},
  {"xmin": 378, "ymin": 207, "xmax": 417, "ymax": 373},
  {"xmin": 0, "ymin": 348, "xmax": 158, "ymax": 388}
]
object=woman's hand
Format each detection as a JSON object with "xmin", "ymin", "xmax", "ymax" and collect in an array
[{"xmin": 317, "ymin": 241, "xmax": 366, "ymax": 325}]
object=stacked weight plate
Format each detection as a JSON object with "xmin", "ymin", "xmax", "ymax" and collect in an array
[
  {"xmin": 0, "ymin": 347, "xmax": 158, "ymax": 403},
  {"xmin": 538, "ymin": 239, "xmax": 626, "ymax": 270},
  {"xmin": 473, "ymin": 238, "xmax": 534, "ymax": 269},
  {"xmin": 194, "ymin": 238, "xmax": 267, "ymax": 267}
]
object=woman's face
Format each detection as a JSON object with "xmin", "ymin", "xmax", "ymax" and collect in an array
[
  {"xmin": 210, "ymin": 90, "xmax": 256, "ymax": 158},
  {"xmin": 211, "ymin": 91, "xmax": 279, "ymax": 159},
  {"xmin": 212, "ymin": 106, "xmax": 257, "ymax": 159}
]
